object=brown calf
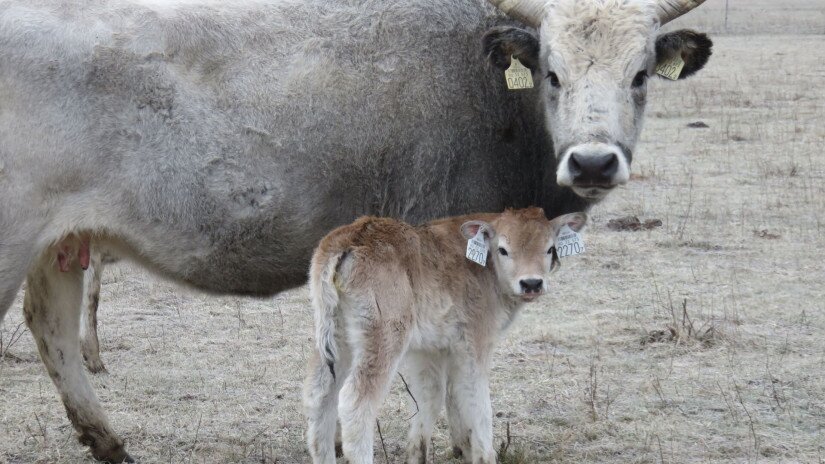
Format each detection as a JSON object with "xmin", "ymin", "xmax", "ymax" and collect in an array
[{"xmin": 303, "ymin": 207, "xmax": 587, "ymax": 464}]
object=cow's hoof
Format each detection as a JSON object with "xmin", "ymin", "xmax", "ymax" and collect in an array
[
  {"xmin": 452, "ymin": 446, "xmax": 464, "ymax": 458},
  {"xmin": 91, "ymin": 443, "xmax": 134, "ymax": 463},
  {"xmin": 335, "ymin": 441, "xmax": 343, "ymax": 457},
  {"xmin": 84, "ymin": 358, "xmax": 108, "ymax": 374}
]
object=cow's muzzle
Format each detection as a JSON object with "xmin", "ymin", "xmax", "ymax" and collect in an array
[{"xmin": 556, "ymin": 143, "xmax": 630, "ymax": 199}]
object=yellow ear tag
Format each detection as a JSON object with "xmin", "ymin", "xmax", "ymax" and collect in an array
[
  {"xmin": 656, "ymin": 54, "xmax": 685, "ymax": 80},
  {"xmin": 504, "ymin": 55, "xmax": 534, "ymax": 90}
]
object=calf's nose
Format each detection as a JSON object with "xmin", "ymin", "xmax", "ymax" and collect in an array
[
  {"xmin": 569, "ymin": 152, "xmax": 618, "ymax": 186},
  {"xmin": 519, "ymin": 278, "xmax": 543, "ymax": 293}
]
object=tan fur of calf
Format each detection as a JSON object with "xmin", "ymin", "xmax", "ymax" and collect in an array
[{"xmin": 303, "ymin": 207, "xmax": 587, "ymax": 464}]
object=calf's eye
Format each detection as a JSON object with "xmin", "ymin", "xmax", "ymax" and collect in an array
[{"xmin": 498, "ymin": 247, "xmax": 509, "ymax": 256}]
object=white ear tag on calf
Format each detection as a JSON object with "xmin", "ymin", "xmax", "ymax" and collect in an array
[
  {"xmin": 465, "ymin": 230, "xmax": 488, "ymax": 266},
  {"xmin": 656, "ymin": 55, "xmax": 685, "ymax": 81},
  {"xmin": 555, "ymin": 225, "xmax": 585, "ymax": 258},
  {"xmin": 504, "ymin": 55, "xmax": 534, "ymax": 90}
]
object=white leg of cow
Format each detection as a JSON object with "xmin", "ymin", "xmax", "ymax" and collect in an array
[
  {"xmin": 402, "ymin": 351, "xmax": 446, "ymax": 464},
  {"xmin": 446, "ymin": 357, "xmax": 495, "ymax": 464},
  {"xmin": 80, "ymin": 249, "xmax": 107, "ymax": 373},
  {"xmin": 23, "ymin": 245, "xmax": 132, "ymax": 463},
  {"xmin": 338, "ymin": 308, "xmax": 409, "ymax": 464},
  {"xmin": 304, "ymin": 347, "xmax": 351, "ymax": 464}
]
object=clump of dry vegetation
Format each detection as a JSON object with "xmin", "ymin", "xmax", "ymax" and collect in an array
[{"xmin": 642, "ymin": 298, "xmax": 720, "ymax": 347}]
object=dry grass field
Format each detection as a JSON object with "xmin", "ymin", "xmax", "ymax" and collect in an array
[{"xmin": 2, "ymin": 1, "xmax": 824, "ymax": 462}]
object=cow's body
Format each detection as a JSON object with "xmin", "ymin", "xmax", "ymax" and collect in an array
[
  {"xmin": 0, "ymin": 0, "xmax": 582, "ymax": 299},
  {"xmin": 0, "ymin": 0, "xmax": 711, "ymax": 461},
  {"xmin": 303, "ymin": 208, "xmax": 587, "ymax": 463}
]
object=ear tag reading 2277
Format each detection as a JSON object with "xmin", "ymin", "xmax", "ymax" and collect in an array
[
  {"xmin": 656, "ymin": 54, "xmax": 685, "ymax": 80},
  {"xmin": 555, "ymin": 225, "xmax": 585, "ymax": 259},
  {"xmin": 505, "ymin": 55, "xmax": 534, "ymax": 90},
  {"xmin": 466, "ymin": 229, "xmax": 488, "ymax": 266}
]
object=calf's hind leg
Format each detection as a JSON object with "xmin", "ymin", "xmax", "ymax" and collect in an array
[
  {"xmin": 24, "ymin": 242, "xmax": 132, "ymax": 463},
  {"xmin": 304, "ymin": 347, "xmax": 351, "ymax": 464},
  {"xmin": 338, "ymin": 299, "xmax": 411, "ymax": 463},
  {"xmin": 80, "ymin": 249, "xmax": 107, "ymax": 373}
]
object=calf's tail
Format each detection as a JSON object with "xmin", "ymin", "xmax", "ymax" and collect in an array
[{"xmin": 309, "ymin": 249, "xmax": 347, "ymax": 379}]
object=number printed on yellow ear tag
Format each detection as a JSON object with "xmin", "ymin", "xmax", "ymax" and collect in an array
[
  {"xmin": 656, "ymin": 55, "xmax": 685, "ymax": 80},
  {"xmin": 505, "ymin": 55, "xmax": 534, "ymax": 90}
]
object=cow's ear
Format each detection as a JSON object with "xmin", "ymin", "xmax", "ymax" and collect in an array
[
  {"xmin": 482, "ymin": 26, "xmax": 540, "ymax": 72},
  {"xmin": 656, "ymin": 29, "xmax": 713, "ymax": 79},
  {"xmin": 655, "ymin": 30, "xmax": 712, "ymax": 79}
]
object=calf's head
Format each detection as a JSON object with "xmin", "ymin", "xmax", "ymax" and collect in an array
[
  {"xmin": 484, "ymin": 0, "xmax": 712, "ymax": 200},
  {"xmin": 461, "ymin": 207, "xmax": 587, "ymax": 302}
]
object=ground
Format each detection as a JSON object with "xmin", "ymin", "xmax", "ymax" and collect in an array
[{"xmin": 1, "ymin": 1, "xmax": 824, "ymax": 463}]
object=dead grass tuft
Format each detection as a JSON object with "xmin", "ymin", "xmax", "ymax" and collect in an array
[
  {"xmin": 642, "ymin": 299, "xmax": 721, "ymax": 348},
  {"xmin": 607, "ymin": 216, "xmax": 663, "ymax": 232},
  {"xmin": 753, "ymin": 229, "xmax": 781, "ymax": 240},
  {"xmin": 496, "ymin": 422, "xmax": 535, "ymax": 464}
]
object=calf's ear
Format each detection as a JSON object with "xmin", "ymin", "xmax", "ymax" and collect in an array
[
  {"xmin": 461, "ymin": 221, "xmax": 497, "ymax": 241},
  {"xmin": 655, "ymin": 30, "xmax": 713, "ymax": 79},
  {"xmin": 550, "ymin": 212, "xmax": 588, "ymax": 236},
  {"xmin": 482, "ymin": 26, "xmax": 540, "ymax": 71}
]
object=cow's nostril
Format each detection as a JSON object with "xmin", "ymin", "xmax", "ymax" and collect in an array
[
  {"xmin": 602, "ymin": 153, "xmax": 618, "ymax": 177},
  {"xmin": 519, "ymin": 278, "xmax": 543, "ymax": 293},
  {"xmin": 568, "ymin": 153, "xmax": 583, "ymax": 177}
]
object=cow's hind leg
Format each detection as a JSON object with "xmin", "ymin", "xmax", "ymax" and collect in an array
[
  {"xmin": 80, "ymin": 249, "xmax": 107, "ymax": 373},
  {"xmin": 24, "ymin": 242, "xmax": 132, "ymax": 463}
]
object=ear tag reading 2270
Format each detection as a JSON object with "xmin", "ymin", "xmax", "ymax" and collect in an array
[
  {"xmin": 505, "ymin": 55, "xmax": 534, "ymax": 90},
  {"xmin": 555, "ymin": 225, "xmax": 585, "ymax": 258},
  {"xmin": 656, "ymin": 54, "xmax": 685, "ymax": 80},
  {"xmin": 466, "ymin": 229, "xmax": 488, "ymax": 266}
]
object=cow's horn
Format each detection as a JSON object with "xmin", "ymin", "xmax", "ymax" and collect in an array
[
  {"xmin": 655, "ymin": 0, "xmax": 707, "ymax": 25},
  {"xmin": 487, "ymin": 0, "xmax": 547, "ymax": 28}
]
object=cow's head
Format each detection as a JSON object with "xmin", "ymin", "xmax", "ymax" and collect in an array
[
  {"xmin": 484, "ymin": 0, "xmax": 712, "ymax": 200},
  {"xmin": 461, "ymin": 207, "xmax": 587, "ymax": 302}
]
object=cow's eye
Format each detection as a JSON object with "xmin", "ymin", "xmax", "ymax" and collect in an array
[
  {"xmin": 632, "ymin": 71, "xmax": 647, "ymax": 88},
  {"xmin": 498, "ymin": 247, "xmax": 509, "ymax": 256},
  {"xmin": 546, "ymin": 71, "xmax": 560, "ymax": 88}
]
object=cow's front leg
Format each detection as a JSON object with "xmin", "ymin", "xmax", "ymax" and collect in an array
[
  {"xmin": 24, "ymin": 242, "xmax": 132, "ymax": 463},
  {"xmin": 80, "ymin": 248, "xmax": 107, "ymax": 373},
  {"xmin": 446, "ymin": 356, "xmax": 495, "ymax": 464}
]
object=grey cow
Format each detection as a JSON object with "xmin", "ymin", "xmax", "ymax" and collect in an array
[{"xmin": 0, "ymin": 0, "xmax": 711, "ymax": 461}]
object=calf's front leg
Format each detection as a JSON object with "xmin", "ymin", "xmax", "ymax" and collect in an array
[
  {"xmin": 446, "ymin": 356, "xmax": 495, "ymax": 464},
  {"xmin": 402, "ymin": 350, "xmax": 446, "ymax": 464}
]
